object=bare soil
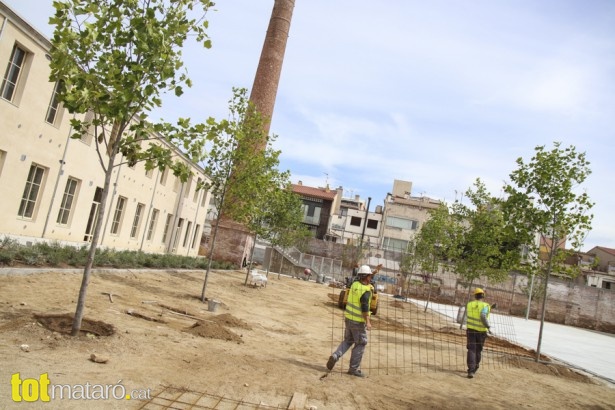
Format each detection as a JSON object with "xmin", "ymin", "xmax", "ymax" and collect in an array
[{"xmin": 1, "ymin": 268, "xmax": 614, "ymax": 409}]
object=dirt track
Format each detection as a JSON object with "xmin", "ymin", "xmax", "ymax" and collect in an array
[{"xmin": 1, "ymin": 268, "xmax": 614, "ymax": 409}]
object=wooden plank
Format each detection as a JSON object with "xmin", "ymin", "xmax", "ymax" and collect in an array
[{"xmin": 287, "ymin": 392, "xmax": 307, "ymax": 409}]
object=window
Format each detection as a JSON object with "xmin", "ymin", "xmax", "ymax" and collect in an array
[
  {"xmin": 146, "ymin": 209, "xmax": 159, "ymax": 241},
  {"xmin": 110, "ymin": 196, "xmax": 127, "ymax": 235},
  {"xmin": 191, "ymin": 224, "xmax": 201, "ymax": 249},
  {"xmin": 183, "ymin": 221, "xmax": 192, "ymax": 247},
  {"xmin": 350, "ymin": 216, "xmax": 362, "ymax": 227},
  {"xmin": 0, "ymin": 149, "xmax": 6, "ymax": 177},
  {"xmin": 386, "ymin": 216, "xmax": 418, "ymax": 230},
  {"xmin": 184, "ymin": 176, "xmax": 192, "ymax": 198},
  {"xmin": 1, "ymin": 44, "xmax": 27, "ymax": 102},
  {"xmin": 162, "ymin": 214, "xmax": 173, "ymax": 243},
  {"xmin": 194, "ymin": 178, "xmax": 202, "ymax": 202},
  {"xmin": 367, "ymin": 219, "xmax": 379, "ymax": 229},
  {"xmin": 172, "ymin": 218, "xmax": 184, "ymax": 252},
  {"xmin": 200, "ymin": 187, "xmax": 208, "ymax": 207},
  {"xmin": 80, "ymin": 111, "xmax": 95, "ymax": 145},
  {"xmin": 160, "ymin": 168, "xmax": 168, "ymax": 186},
  {"xmin": 382, "ymin": 237, "xmax": 409, "ymax": 251},
  {"xmin": 145, "ymin": 168, "xmax": 153, "ymax": 178},
  {"xmin": 45, "ymin": 81, "xmax": 64, "ymax": 125},
  {"xmin": 84, "ymin": 187, "xmax": 102, "ymax": 242},
  {"xmin": 18, "ymin": 164, "xmax": 46, "ymax": 219},
  {"xmin": 130, "ymin": 203, "xmax": 145, "ymax": 239},
  {"xmin": 56, "ymin": 177, "xmax": 79, "ymax": 225},
  {"xmin": 301, "ymin": 202, "xmax": 322, "ymax": 225}
]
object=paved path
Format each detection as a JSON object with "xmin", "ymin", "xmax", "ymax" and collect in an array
[{"xmin": 414, "ymin": 299, "xmax": 615, "ymax": 384}]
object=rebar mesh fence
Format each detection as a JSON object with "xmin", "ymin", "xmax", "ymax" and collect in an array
[
  {"xmin": 136, "ymin": 385, "xmax": 289, "ymax": 409},
  {"xmin": 328, "ymin": 273, "xmax": 527, "ymax": 377}
]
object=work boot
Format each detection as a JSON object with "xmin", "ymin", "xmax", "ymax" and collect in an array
[
  {"xmin": 326, "ymin": 355, "xmax": 338, "ymax": 371},
  {"xmin": 348, "ymin": 369, "xmax": 366, "ymax": 378},
  {"xmin": 467, "ymin": 371, "xmax": 475, "ymax": 379}
]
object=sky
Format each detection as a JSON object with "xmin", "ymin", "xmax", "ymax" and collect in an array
[{"xmin": 3, "ymin": 0, "xmax": 614, "ymax": 252}]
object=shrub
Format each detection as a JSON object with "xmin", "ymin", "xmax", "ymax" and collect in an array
[{"xmin": 0, "ymin": 238, "xmax": 236, "ymax": 270}]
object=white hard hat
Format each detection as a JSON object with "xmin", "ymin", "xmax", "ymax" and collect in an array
[{"xmin": 357, "ymin": 265, "xmax": 373, "ymax": 275}]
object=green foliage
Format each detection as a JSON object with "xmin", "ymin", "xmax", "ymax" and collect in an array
[
  {"xmin": 503, "ymin": 142, "xmax": 594, "ymax": 278},
  {"xmin": 202, "ymin": 88, "xmax": 287, "ymax": 225},
  {"xmin": 400, "ymin": 203, "xmax": 463, "ymax": 279},
  {"xmin": 200, "ymin": 88, "xmax": 293, "ymax": 298},
  {"xmin": 503, "ymin": 142, "xmax": 594, "ymax": 360},
  {"xmin": 255, "ymin": 184, "xmax": 310, "ymax": 249},
  {"xmin": 50, "ymin": 0, "xmax": 216, "ymax": 180},
  {"xmin": 450, "ymin": 179, "xmax": 520, "ymax": 284},
  {"xmin": 0, "ymin": 238, "xmax": 229, "ymax": 270},
  {"xmin": 48, "ymin": 0, "xmax": 216, "ymax": 334}
]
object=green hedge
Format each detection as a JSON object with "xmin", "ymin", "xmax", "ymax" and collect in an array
[{"xmin": 0, "ymin": 237, "xmax": 235, "ymax": 270}]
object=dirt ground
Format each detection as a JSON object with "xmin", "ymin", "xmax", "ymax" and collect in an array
[{"xmin": 1, "ymin": 268, "xmax": 615, "ymax": 409}]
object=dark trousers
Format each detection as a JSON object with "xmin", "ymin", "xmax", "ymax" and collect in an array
[{"xmin": 466, "ymin": 329, "xmax": 487, "ymax": 372}]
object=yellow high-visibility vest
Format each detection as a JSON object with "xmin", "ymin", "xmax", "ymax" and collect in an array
[
  {"xmin": 345, "ymin": 281, "xmax": 372, "ymax": 323},
  {"xmin": 466, "ymin": 300, "xmax": 490, "ymax": 332}
]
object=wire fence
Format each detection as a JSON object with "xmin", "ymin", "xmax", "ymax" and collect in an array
[{"xmin": 328, "ymin": 274, "xmax": 530, "ymax": 376}]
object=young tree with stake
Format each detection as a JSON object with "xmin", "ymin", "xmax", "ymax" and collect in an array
[
  {"xmin": 48, "ymin": 0, "xmax": 216, "ymax": 335},
  {"xmin": 200, "ymin": 88, "xmax": 293, "ymax": 300},
  {"xmin": 503, "ymin": 142, "xmax": 594, "ymax": 361}
]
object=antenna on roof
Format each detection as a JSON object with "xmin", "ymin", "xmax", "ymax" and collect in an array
[{"xmin": 324, "ymin": 172, "xmax": 329, "ymax": 186}]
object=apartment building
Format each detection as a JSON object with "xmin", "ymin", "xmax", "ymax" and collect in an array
[
  {"xmin": 380, "ymin": 179, "xmax": 441, "ymax": 252},
  {"xmin": 291, "ymin": 182, "xmax": 339, "ymax": 239},
  {"xmin": 0, "ymin": 2, "xmax": 210, "ymax": 256},
  {"xmin": 328, "ymin": 192, "xmax": 382, "ymax": 247}
]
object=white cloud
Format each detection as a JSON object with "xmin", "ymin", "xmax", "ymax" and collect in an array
[{"xmin": 4, "ymin": 0, "xmax": 614, "ymax": 251}]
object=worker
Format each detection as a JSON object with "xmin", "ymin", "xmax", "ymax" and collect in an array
[
  {"xmin": 326, "ymin": 264, "xmax": 373, "ymax": 377},
  {"xmin": 466, "ymin": 287, "xmax": 492, "ymax": 379}
]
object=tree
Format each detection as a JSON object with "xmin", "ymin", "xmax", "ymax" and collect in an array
[
  {"xmin": 503, "ymin": 142, "xmax": 594, "ymax": 361},
  {"xmin": 48, "ymin": 0, "xmax": 215, "ymax": 335},
  {"xmin": 399, "ymin": 205, "xmax": 455, "ymax": 286},
  {"xmin": 451, "ymin": 179, "xmax": 520, "ymax": 289},
  {"xmin": 415, "ymin": 204, "xmax": 462, "ymax": 308},
  {"xmin": 244, "ymin": 183, "xmax": 309, "ymax": 280},
  {"xmin": 200, "ymin": 88, "xmax": 291, "ymax": 300}
]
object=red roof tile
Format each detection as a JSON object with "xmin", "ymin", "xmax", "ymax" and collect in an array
[
  {"xmin": 595, "ymin": 246, "xmax": 615, "ymax": 257},
  {"xmin": 292, "ymin": 184, "xmax": 337, "ymax": 201}
]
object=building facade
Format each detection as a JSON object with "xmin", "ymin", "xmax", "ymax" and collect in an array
[
  {"xmin": 0, "ymin": 2, "xmax": 210, "ymax": 256},
  {"xmin": 380, "ymin": 179, "xmax": 441, "ymax": 252},
  {"xmin": 291, "ymin": 182, "xmax": 339, "ymax": 240},
  {"xmin": 328, "ymin": 193, "xmax": 382, "ymax": 247}
]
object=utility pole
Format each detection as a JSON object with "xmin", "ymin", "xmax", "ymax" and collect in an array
[{"xmin": 359, "ymin": 197, "xmax": 372, "ymax": 249}]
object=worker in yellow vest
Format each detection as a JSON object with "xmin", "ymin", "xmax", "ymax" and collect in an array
[
  {"xmin": 466, "ymin": 287, "xmax": 492, "ymax": 379},
  {"xmin": 326, "ymin": 265, "xmax": 373, "ymax": 378}
]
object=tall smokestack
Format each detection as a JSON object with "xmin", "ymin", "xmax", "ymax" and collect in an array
[
  {"xmin": 249, "ymin": 0, "xmax": 295, "ymax": 135},
  {"xmin": 211, "ymin": 1, "xmax": 296, "ymax": 268}
]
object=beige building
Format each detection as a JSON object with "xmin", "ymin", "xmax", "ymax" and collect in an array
[
  {"xmin": 380, "ymin": 179, "xmax": 441, "ymax": 251},
  {"xmin": 0, "ymin": 2, "xmax": 210, "ymax": 256},
  {"xmin": 328, "ymin": 192, "xmax": 382, "ymax": 247}
]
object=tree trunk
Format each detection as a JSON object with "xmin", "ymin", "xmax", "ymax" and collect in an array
[
  {"xmin": 71, "ymin": 130, "xmax": 120, "ymax": 336},
  {"xmin": 536, "ymin": 234, "xmax": 558, "ymax": 362},
  {"xmin": 201, "ymin": 215, "xmax": 221, "ymax": 302},
  {"xmin": 244, "ymin": 233, "xmax": 258, "ymax": 285}
]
